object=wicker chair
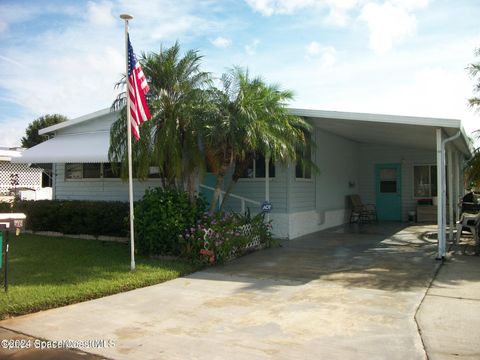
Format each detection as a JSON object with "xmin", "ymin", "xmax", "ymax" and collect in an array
[{"xmin": 348, "ymin": 195, "xmax": 378, "ymax": 223}]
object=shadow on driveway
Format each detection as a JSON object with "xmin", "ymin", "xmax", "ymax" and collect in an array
[{"xmin": 193, "ymin": 222, "xmax": 440, "ymax": 292}]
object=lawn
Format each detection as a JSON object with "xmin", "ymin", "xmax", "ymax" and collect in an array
[{"xmin": 0, "ymin": 233, "xmax": 198, "ymax": 319}]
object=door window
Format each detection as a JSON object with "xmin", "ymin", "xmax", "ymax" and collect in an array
[{"xmin": 379, "ymin": 168, "xmax": 397, "ymax": 193}]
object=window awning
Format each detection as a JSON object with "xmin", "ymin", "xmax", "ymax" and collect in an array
[{"xmin": 13, "ymin": 132, "xmax": 110, "ymax": 164}]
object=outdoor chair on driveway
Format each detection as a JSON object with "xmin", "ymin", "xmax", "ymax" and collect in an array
[
  {"xmin": 348, "ymin": 194, "xmax": 378, "ymax": 224},
  {"xmin": 456, "ymin": 192, "xmax": 480, "ymax": 254}
]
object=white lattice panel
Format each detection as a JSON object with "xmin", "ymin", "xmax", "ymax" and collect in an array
[
  {"xmin": 239, "ymin": 223, "xmax": 261, "ymax": 249},
  {"xmin": 0, "ymin": 162, "xmax": 42, "ymax": 194},
  {"xmin": 203, "ymin": 223, "xmax": 262, "ymax": 261}
]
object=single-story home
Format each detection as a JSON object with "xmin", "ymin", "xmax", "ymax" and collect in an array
[{"xmin": 14, "ymin": 107, "xmax": 472, "ymax": 258}]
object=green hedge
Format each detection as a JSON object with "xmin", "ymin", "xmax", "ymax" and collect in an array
[
  {"xmin": 135, "ymin": 188, "xmax": 207, "ymax": 256},
  {"xmin": 0, "ymin": 202, "xmax": 12, "ymax": 212},
  {"xmin": 10, "ymin": 200, "xmax": 129, "ymax": 237}
]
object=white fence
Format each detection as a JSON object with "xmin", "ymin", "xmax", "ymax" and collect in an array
[
  {"xmin": 199, "ymin": 184, "xmax": 260, "ymax": 213},
  {"xmin": 0, "ymin": 162, "xmax": 42, "ymax": 194}
]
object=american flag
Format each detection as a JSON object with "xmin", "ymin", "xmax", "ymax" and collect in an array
[{"xmin": 128, "ymin": 34, "xmax": 151, "ymax": 140}]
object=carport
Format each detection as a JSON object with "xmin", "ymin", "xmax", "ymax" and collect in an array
[{"xmin": 290, "ymin": 109, "xmax": 472, "ymax": 258}]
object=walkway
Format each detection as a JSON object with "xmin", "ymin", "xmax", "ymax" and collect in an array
[{"xmin": 417, "ymin": 236, "xmax": 480, "ymax": 359}]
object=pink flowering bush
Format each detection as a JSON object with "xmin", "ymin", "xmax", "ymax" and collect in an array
[{"xmin": 178, "ymin": 211, "xmax": 272, "ymax": 265}]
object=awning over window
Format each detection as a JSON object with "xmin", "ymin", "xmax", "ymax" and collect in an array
[{"xmin": 13, "ymin": 132, "xmax": 110, "ymax": 163}]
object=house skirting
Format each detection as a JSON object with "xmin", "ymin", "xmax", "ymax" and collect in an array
[{"xmin": 270, "ymin": 208, "xmax": 348, "ymax": 239}]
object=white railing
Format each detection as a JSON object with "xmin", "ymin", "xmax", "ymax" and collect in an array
[{"xmin": 199, "ymin": 184, "xmax": 260, "ymax": 213}]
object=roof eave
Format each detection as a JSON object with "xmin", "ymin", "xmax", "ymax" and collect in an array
[
  {"xmin": 288, "ymin": 108, "xmax": 462, "ymax": 129},
  {"xmin": 39, "ymin": 108, "xmax": 115, "ymax": 135}
]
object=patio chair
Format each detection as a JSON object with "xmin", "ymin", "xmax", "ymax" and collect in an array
[{"xmin": 348, "ymin": 195, "xmax": 378, "ymax": 224}]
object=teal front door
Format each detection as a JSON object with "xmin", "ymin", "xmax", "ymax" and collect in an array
[{"xmin": 375, "ymin": 163, "xmax": 402, "ymax": 221}]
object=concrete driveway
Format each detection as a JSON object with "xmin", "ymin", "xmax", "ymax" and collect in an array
[{"xmin": 0, "ymin": 223, "xmax": 440, "ymax": 360}]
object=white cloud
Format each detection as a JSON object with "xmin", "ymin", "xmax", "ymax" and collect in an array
[
  {"xmin": 0, "ymin": 55, "xmax": 25, "ymax": 68},
  {"xmin": 250, "ymin": 34, "xmax": 480, "ymax": 139},
  {"xmin": 244, "ymin": 0, "xmax": 316, "ymax": 16},
  {"xmin": 323, "ymin": 0, "xmax": 359, "ymax": 26},
  {"xmin": 116, "ymin": 0, "xmax": 221, "ymax": 44},
  {"xmin": 211, "ymin": 36, "xmax": 231, "ymax": 48},
  {"xmin": 4, "ymin": 44, "xmax": 124, "ymax": 119},
  {"xmin": 0, "ymin": 0, "xmax": 223, "ymax": 134},
  {"xmin": 245, "ymin": 39, "xmax": 260, "ymax": 55},
  {"xmin": 0, "ymin": 3, "xmax": 78, "ymax": 34},
  {"xmin": 86, "ymin": 1, "xmax": 115, "ymax": 27},
  {"xmin": 391, "ymin": 0, "xmax": 430, "ymax": 11},
  {"xmin": 244, "ymin": 0, "xmax": 358, "ymax": 25},
  {"xmin": 244, "ymin": 0, "xmax": 432, "ymax": 53},
  {"xmin": 305, "ymin": 42, "xmax": 336, "ymax": 67},
  {"xmin": 305, "ymin": 41, "xmax": 322, "ymax": 56},
  {"xmin": 359, "ymin": 2, "xmax": 417, "ymax": 53},
  {"xmin": 0, "ymin": 115, "xmax": 31, "ymax": 147}
]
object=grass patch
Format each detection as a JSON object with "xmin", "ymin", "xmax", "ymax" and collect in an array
[{"xmin": 0, "ymin": 233, "xmax": 198, "ymax": 319}]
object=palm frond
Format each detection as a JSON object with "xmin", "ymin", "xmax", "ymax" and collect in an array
[{"xmin": 108, "ymin": 42, "xmax": 211, "ymax": 191}]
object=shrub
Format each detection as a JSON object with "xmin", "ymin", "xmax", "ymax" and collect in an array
[
  {"xmin": 0, "ymin": 202, "xmax": 12, "ymax": 212},
  {"xmin": 179, "ymin": 211, "xmax": 273, "ymax": 265},
  {"xmin": 12, "ymin": 200, "xmax": 129, "ymax": 237},
  {"xmin": 134, "ymin": 188, "xmax": 207, "ymax": 256},
  {"xmin": 234, "ymin": 210, "xmax": 274, "ymax": 248}
]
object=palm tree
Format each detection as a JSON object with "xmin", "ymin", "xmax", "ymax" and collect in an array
[
  {"xmin": 109, "ymin": 42, "xmax": 211, "ymax": 199},
  {"xmin": 204, "ymin": 67, "xmax": 312, "ymax": 212},
  {"xmin": 468, "ymin": 47, "xmax": 480, "ymax": 110},
  {"xmin": 465, "ymin": 47, "xmax": 480, "ymax": 189}
]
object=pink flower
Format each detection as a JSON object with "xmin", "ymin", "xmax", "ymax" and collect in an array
[{"xmin": 200, "ymin": 249, "xmax": 213, "ymax": 256}]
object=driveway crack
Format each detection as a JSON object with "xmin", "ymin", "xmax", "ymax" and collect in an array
[{"xmin": 413, "ymin": 259, "xmax": 444, "ymax": 360}]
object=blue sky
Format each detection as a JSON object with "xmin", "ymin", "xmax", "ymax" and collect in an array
[{"xmin": 1, "ymin": 0, "xmax": 479, "ymax": 146}]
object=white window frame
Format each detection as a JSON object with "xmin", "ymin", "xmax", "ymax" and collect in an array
[
  {"xmin": 413, "ymin": 164, "xmax": 437, "ymax": 198},
  {"xmin": 65, "ymin": 163, "xmax": 121, "ymax": 181},
  {"xmin": 238, "ymin": 153, "xmax": 276, "ymax": 181}
]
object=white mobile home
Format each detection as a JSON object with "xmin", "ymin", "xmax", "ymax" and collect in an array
[{"xmin": 15, "ymin": 108, "xmax": 472, "ymax": 258}]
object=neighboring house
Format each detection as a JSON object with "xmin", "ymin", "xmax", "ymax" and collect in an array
[
  {"xmin": 0, "ymin": 147, "xmax": 48, "ymax": 201},
  {"xmin": 14, "ymin": 108, "xmax": 472, "ymax": 254}
]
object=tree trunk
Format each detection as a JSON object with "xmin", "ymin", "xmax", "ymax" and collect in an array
[
  {"xmin": 219, "ymin": 178, "xmax": 236, "ymax": 212},
  {"xmin": 219, "ymin": 156, "xmax": 252, "ymax": 212},
  {"xmin": 186, "ymin": 169, "xmax": 198, "ymax": 204}
]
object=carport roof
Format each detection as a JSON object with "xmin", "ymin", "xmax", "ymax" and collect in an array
[{"xmin": 290, "ymin": 108, "xmax": 472, "ymax": 157}]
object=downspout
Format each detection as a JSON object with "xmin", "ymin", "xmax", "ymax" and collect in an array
[{"xmin": 437, "ymin": 130, "xmax": 461, "ymax": 260}]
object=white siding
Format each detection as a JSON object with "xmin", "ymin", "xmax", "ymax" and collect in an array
[
  {"xmin": 57, "ymin": 112, "xmax": 116, "ymax": 135},
  {"xmin": 287, "ymin": 128, "xmax": 360, "ymax": 238},
  {"xmin": 51, "ymin": 111, "xmax": 161, "ymax": 202},
  {"xmin": 314, "ymin": 128, "xmax": 360, "ymax": 212},
  {"xmin": 358, "ymin": 144, "xmax": 436, "ymax": 221},
  {"xmin": 221, "ymin": 163, "xmax": 288, "ymax": 213},
  {"xmin": 54, "ymin": 164, "xmax": 163, "ymax": 201},
  {"xmin": 290, "ymin": 128, "xmax": 360, "ymax": 212}
]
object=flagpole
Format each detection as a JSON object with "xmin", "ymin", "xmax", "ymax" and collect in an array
[{"xmin": 120, "ymin": 13, "xmax": 136, "ymax": 271}]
